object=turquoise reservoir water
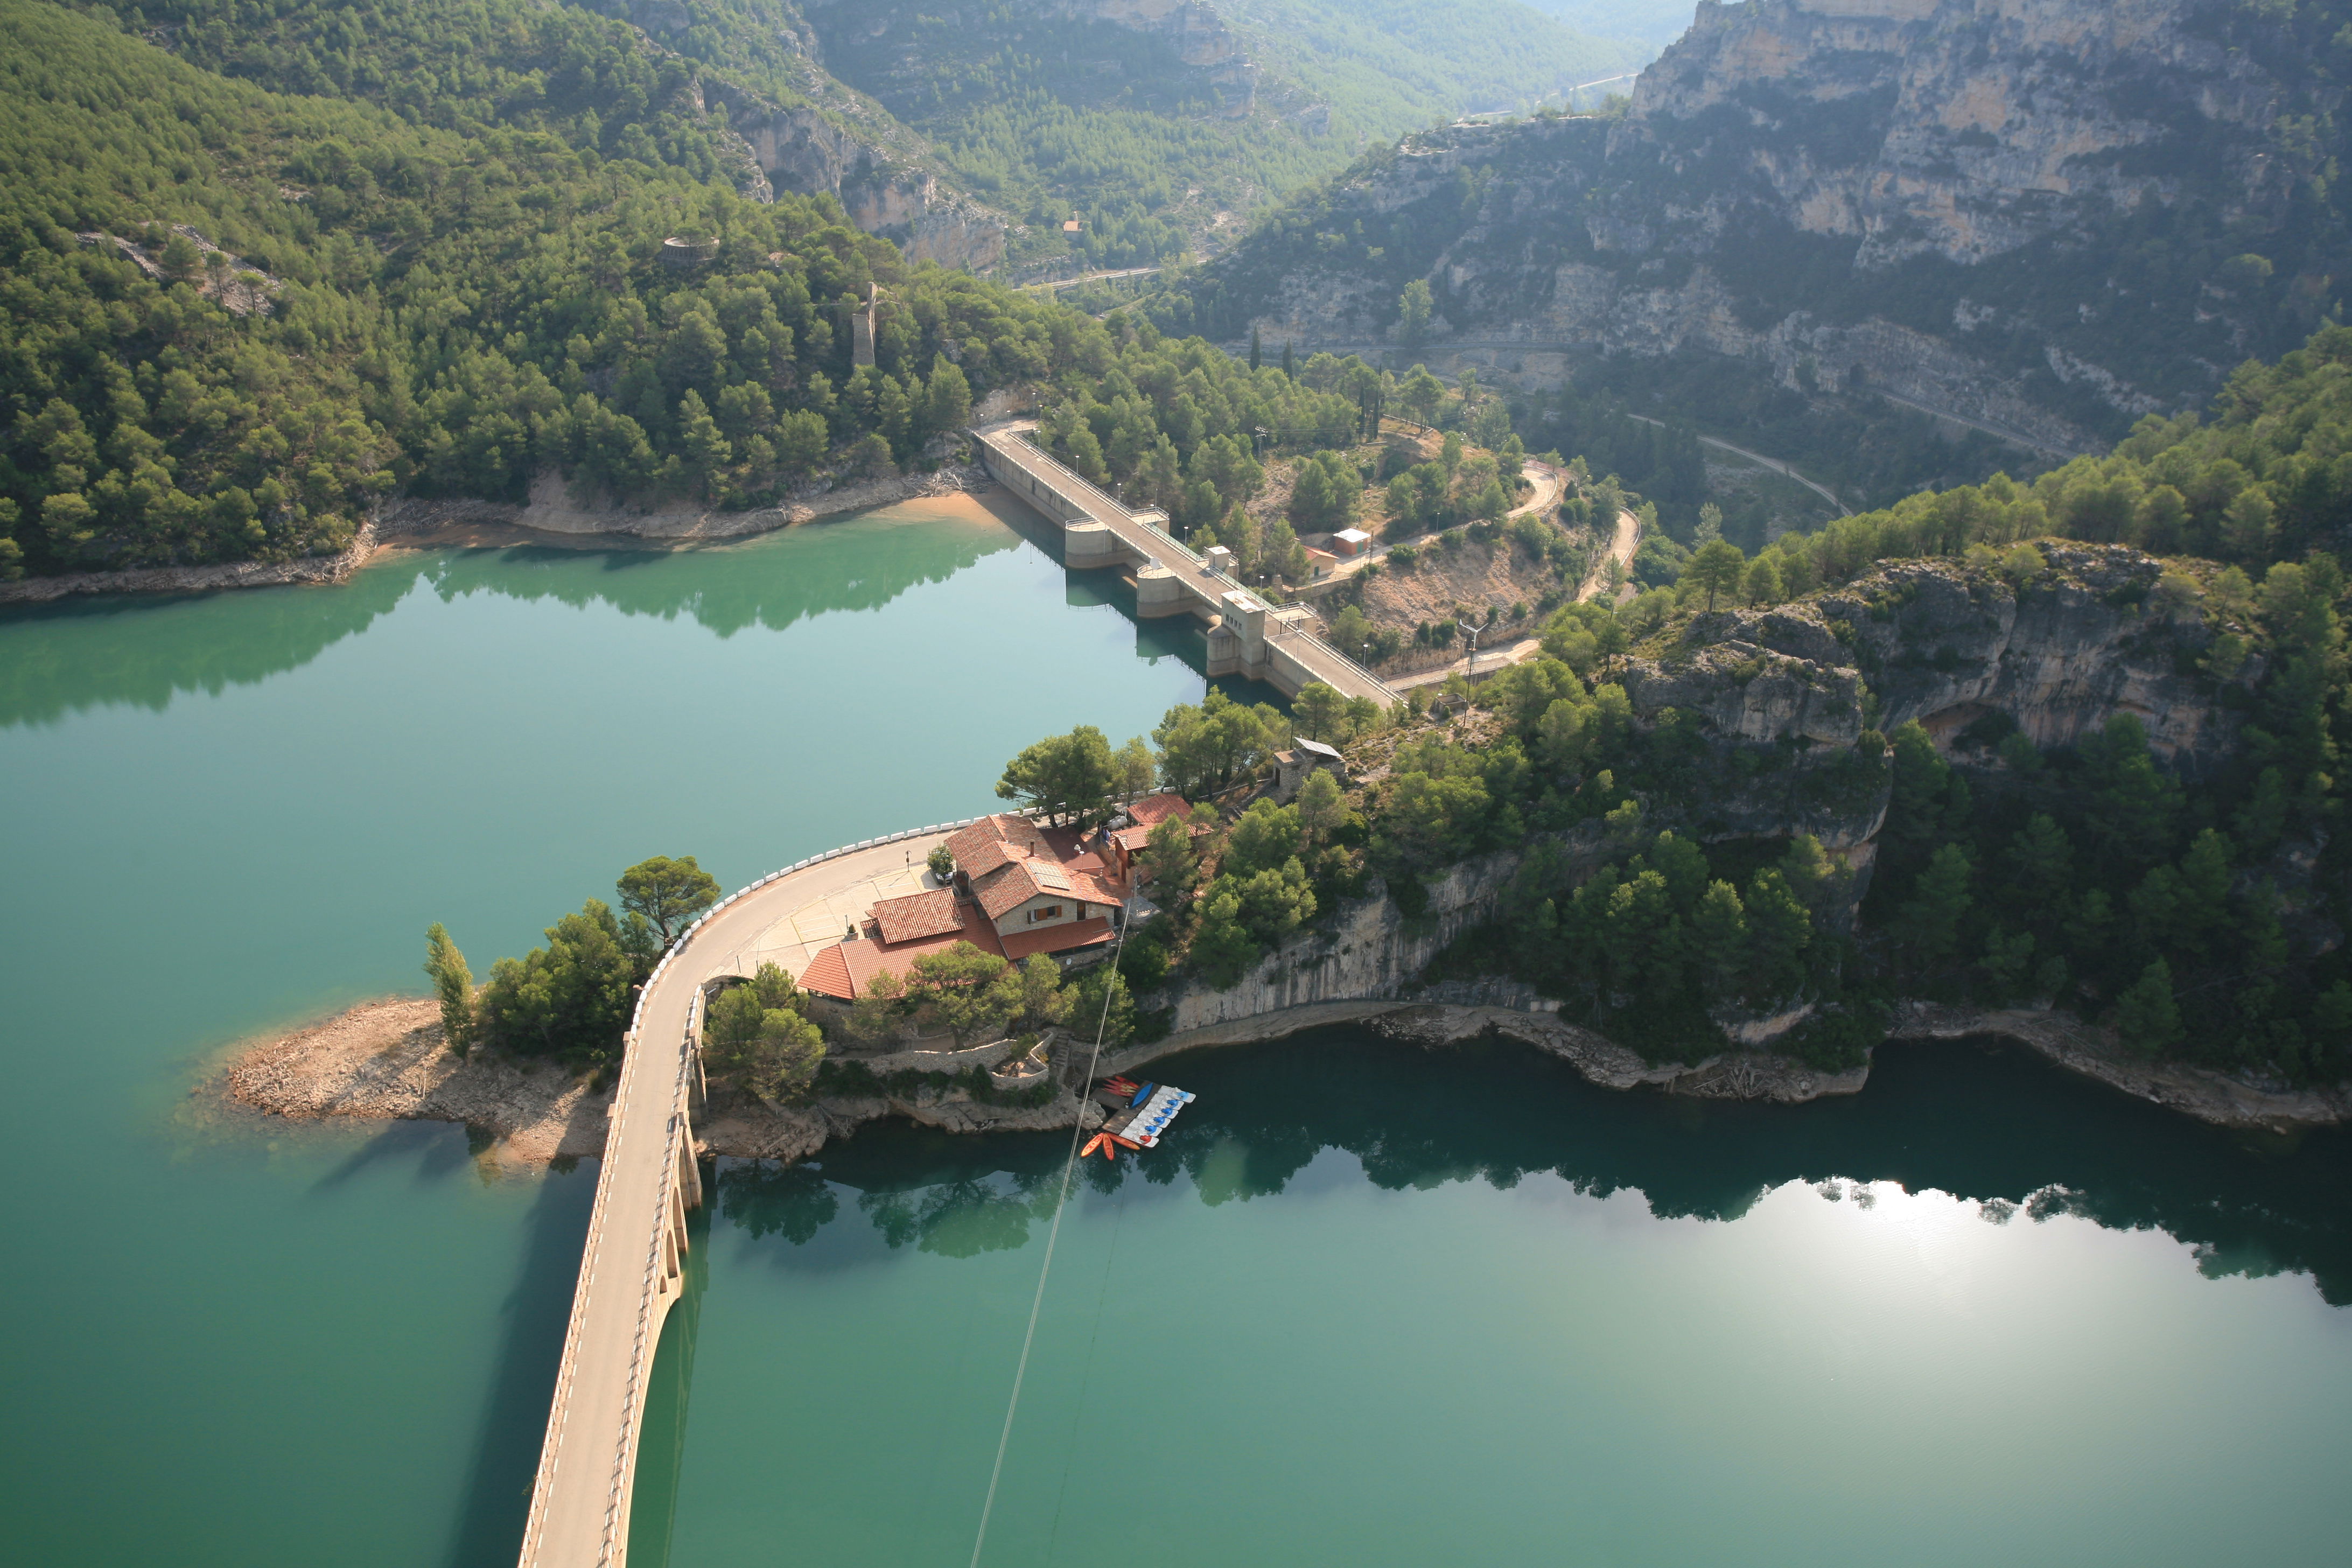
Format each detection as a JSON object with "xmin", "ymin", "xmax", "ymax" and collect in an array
[{"xmin": 1, "ymin": 496, "xmax": 2347, "ymax": 1567}]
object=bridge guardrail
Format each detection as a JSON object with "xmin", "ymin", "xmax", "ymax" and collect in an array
[
  {"xmin": 1269, "ymin": 619, "xmax": 1399, "ymax": 704},
  {"xmin": 520, "ymin": 814, "xmax": 1008, "ymax": 1566}
]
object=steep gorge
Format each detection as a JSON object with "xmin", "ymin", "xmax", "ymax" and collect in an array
[{"xmin": 1163, "ymin": 0, "xmax": 2352, "ymax": 449}]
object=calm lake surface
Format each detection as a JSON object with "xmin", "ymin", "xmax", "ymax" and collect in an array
[{"xmin": 2, "ymin": 494, "xmax": 2348, "ymax": 1568}]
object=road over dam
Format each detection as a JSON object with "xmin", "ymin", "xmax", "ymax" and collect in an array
[
  {"xmin": 972, "ymin": 422, "xmax": 1397, "ymax": 708},
  {"xmin": 515, "ymin": 823, "xmax": 985, "ymax": 1568}
]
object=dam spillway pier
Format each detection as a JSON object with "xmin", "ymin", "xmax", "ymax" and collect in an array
[{"xmin": 971, "ymin": 422, "xmax": 1397, "ymax": 708}]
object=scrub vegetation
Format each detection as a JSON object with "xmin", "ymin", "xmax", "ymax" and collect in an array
[{"xmin": 423, "ymin": 855, "xmax": 720, "ymax": 1071}]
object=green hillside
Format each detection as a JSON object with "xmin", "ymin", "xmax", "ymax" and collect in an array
[
  {"xmin": 0, "ymin": 0, "xmax": 1091, "ymax": 577},
  {"xmin": 1221, "ymin": 0, "xmax": 1644, "ymax": 125},
  {"xmin": 794, "ymin": 0, "xmax": 1640, "ymax": 270},
  {"xmin": 1517, "ymin": 0, "xmax": 1696, "ymax": 51},
  {"xmin": 797, "ymin": 0, "xmax": 1336, "ymax": 271}
]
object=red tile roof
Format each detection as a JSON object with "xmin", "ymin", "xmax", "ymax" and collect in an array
[
  {"xmin": 999, "ymin": 916, "xmax": 1114, "ymax": 962},
  {"xmin": 870, "ymin": 888, "xmax": 962, "ymax": 944},
  {"xmin": 1126, "ymin": 793, "xmax": 1191, "ymax": 828},
  {"xmin": 975, "ymin": 851, "xmax": 1130, "ymax": 920},
  {"xmin": 943, "ymin": 814, "xmax": 1049, "ymax": 878},
  {"xmin": 1039, "ymin": 825, "xmax": 1094, "ymax": 862},
  {"xmin": 797, "ymin": 903, "xmax": 1007, "ymax": 1000},
  {"xmin": 1070, "ymin": 867, "xmax": 1124, "ymax": 905},
  {"xmin": 797, "ymin": 943, "xmax": 855, "ymax": 1002},
  {"xmin": 975, "ymin": 858, "xmax": 1060, "ymax": 919}
]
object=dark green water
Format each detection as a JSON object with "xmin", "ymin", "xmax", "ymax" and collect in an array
[{"xmin": 2, "ymin": 498, "xmax": 2348, "ymax": 1567}]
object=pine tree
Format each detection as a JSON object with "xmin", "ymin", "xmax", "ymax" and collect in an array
[
  {"xmin": 1893, "ymin": 843, "xmax": 1975, "ymax": 976},
  {"xmin": 1692, "ymin": 880, "xmax": 1748, "ymax": 999},
  {"xmin": 424, "ymin": 923, "xmax": 474, "ymax": 1057},
  {"xmin": 2112, "ymin": 958, "xmax": 2183, "ymax": 1055}
]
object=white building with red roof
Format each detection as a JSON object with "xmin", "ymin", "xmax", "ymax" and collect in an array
[{"xmin": 797, "ymin": 812, "xmax": 1144, "ymax": 1004}]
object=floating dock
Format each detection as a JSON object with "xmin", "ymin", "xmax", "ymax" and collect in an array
[{"xmin": 1082, "ymin": 1077, "xmax": 1196, "ymax": 1158}]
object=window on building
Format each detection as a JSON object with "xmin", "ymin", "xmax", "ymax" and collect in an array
[{"xmin": 1026, "ymin": 904, "xmax": 1063, "ymax": 924}]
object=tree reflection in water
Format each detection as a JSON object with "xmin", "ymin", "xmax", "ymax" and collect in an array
[
  {"xmin": 0, "ymin": 500, "xmax": 1026, "ymax": 729},
  {"xmin": 718, "ymin": 1027, "xmax": 2352, "ymax": 1303}
]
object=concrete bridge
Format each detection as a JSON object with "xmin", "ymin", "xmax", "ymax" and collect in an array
[
  {"xmin": 515, "ymin": 823, "xmax": 988, "ymax": 1568},
  {"xmin": 973, "ymin": 422, "xmax": 1397, "ymax": 708},
  {"xmin": 513, "ymin": 952, "xmax": 706, "ymax": 1568}
]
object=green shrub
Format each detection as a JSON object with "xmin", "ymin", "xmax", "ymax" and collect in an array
[{"xmin": 1778, "ymin": 1007, "xmax": 1887, "ymax": 1073}]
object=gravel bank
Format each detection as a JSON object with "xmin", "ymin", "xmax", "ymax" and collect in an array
[{"xmin": 221, "ymin": 997, "xmax": 1103, "ymax": 1166}]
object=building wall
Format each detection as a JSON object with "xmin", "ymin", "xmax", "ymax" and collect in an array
[{"xmin": 993, "ymin": 894, "xmax": 1090, "ymax": 937}]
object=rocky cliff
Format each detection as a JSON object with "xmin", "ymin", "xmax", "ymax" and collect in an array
[
  {"xmin": 700, "ymin": 79, "xmax": 1013, "ymax": 269},
  {"xmin": 1178, "ymin": 0, "xmax": 2350, "ymax": 446},
  {"xmin": 1643, "ymin": 543, "xmax": 2233, "ymax": 760},
  {"xmin": 1153, "ymin": 828, "xmax": 1611, "ymax": 1038},
  {"xmin": 789, "ymin": 0, "xmax": 1305, "ymax": 265},
  {"xmin": 1144, "ymin": 543, "xmax": 2232, "ymax": 1040},
  {"xmin": 596, "ymin": 0, "xmax": 1019, "ymax": 270}
]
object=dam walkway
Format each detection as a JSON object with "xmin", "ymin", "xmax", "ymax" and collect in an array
[{"xmin": 972, "ymin": 422, "xmax": 1397, "ymax": 708}]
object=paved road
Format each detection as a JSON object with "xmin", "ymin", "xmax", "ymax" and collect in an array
[
  {"xmin": 1025, "ymin": 265, "xmax": 1162, "ymax": 293},
  {"xmin": 517, "ymin": 829, "xmax": 964, "ymax": 1568},
  {"xmin": 975, "ymin": 423, "xmax": 1396, "ymax": 707},
  {"xmin": 1314, "ymin": 450, "xmax": 1562, "ymax": 587},
  {"xmin": 1580, "ymin": 505, "xmax": 1642, "ymax": 605},
  {"xmin": 1865, "ymin": 386, "xmax": 2084, "ymax": 459},
  {"xmin": 1621, "ymin": 412, "xmax": 1851, "ymax": 517},
  {"xmin": 1388, "ymin": 505, "xmax": 1640, "ymax": 691}
]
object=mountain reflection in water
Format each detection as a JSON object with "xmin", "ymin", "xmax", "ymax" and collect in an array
[
  {"xmin": 0, "ymin": 502, "xmax": 1025, "ymax": 729},
  {"xmin": 717, "ymin": 1028, "xmax": 2352, "ymax": 1304}
]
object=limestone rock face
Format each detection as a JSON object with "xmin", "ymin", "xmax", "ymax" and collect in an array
[
  {"xmin": 705, "ymin": 86, "xmax": 1012, "ymax": 270},
  {"xmin": 1211, "ymin": 0, "xmax": 2333, "ymax": 444},
  {"xmin": 1819, "ymin": 544, "xmax": 2236, "ymax": 767},
  {"xmin": 1162, "ymin": 822, "xmax": 1623, "ymax": 1036},
  {"xmin": 1621, "ymin": 639, "xmax": 1863, "ymax": 747},
  {"xmin": 1130, "ymin": 546, "xmax": 2251, "ymax": 1066},
  {"xmin": 590, "ymin": 2, "xmax": 1016, "ymax": 271},
  {"xmin": 1609, "ymin": 544, "xmax": 2235, "ymax": 852},
  {"xmin": 1620, "ymin": 0, "xmax": 2284, "ymax": 270}
]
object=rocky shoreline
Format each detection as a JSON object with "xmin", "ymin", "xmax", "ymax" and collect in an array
[
  {"xmin": 1, "ymin": 464, "xmax": 995, "ymax": 606},
  {"xmin": 218, "ymin": 987, "xmax": 2347, "ymax": 1172},
  {"xmin": 218, "ymin": 996, "xmax": 1105, "ymax": 1167},
  {"xmin": 0, "ymin": 522, "xmax": 384, "ymax": 605}
]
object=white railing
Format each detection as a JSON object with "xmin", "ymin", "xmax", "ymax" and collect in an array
[{"xmin": 1270, "ymin": 619, "xmax": 1399, "ymax": 703}]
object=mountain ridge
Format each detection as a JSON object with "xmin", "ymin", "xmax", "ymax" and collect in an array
[{"xmin": 1146, "ymin": 0, "xmax": 2352, "ymax": 453}]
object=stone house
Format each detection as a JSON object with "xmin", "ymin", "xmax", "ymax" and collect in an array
[{"xmin": 1270, "ymin": 737, "xmax": 1347, "ymax": 802}]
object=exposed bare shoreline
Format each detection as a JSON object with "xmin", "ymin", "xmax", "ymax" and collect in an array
[
  {"xmin": 216, "ymin": 990, "xmax": 2349, "ymax": 1171},
  {"xmin": 0, "ymin": 467, "xmax": 995, "ymax": 606}
]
